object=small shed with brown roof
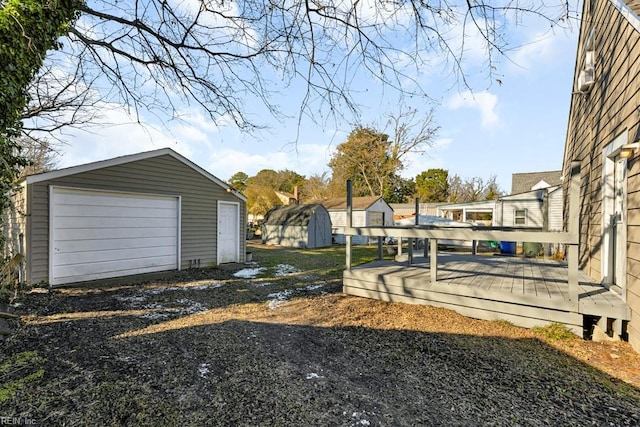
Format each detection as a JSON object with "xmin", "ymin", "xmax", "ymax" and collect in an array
[{"xmin": 320, "ymin": 196, "xmax": 394, "ymax": 245}]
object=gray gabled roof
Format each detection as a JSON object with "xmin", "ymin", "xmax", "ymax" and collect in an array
[
  {"xmin": 263, "ymin": 204, "xmax": 327, "ymax": 225},
  {"xmin": 24, "ymin": 148, "xmax": 246, "ymax": 202},
  {"xmin": 511, "ymin": 170, "xmax": 562, "ymax": 195}
]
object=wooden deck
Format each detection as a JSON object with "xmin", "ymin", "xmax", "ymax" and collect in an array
[{"xmin": 343, "ymin": 253, "xmax": 631, "ymax": 335}]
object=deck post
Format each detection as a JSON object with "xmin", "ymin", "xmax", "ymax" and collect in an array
[
  {"xmin": 408, "ymin": 238, "xmax": 413, "ymax": 265},
  {"xmin": 567, "ymin": 161, "xmax": 581, "ymax": 306},
  {"xmin": 430, "ymin": 238, "xmax": 438, "ymax": 283},
  {"xmin": 346, "ymin": 180, "xmax": 353, "ymax": 271}
]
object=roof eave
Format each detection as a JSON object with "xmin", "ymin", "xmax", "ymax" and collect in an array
[{"xmin": 24, "ymin": 148, "xmax": 247, "ymax": 202}]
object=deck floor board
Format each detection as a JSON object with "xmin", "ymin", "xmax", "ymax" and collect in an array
[{"xmin": 345, "ymin": 253, "xmax": 629, "ymax": 321}]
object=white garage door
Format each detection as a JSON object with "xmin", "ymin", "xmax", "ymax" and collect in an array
[{"xmin": 50, "ymin": 187, "xmax": 180, "ymax": 285}]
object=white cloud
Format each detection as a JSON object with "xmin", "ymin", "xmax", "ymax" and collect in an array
[
  {"xmin": 509, "ymin": 32, "xmax": 559, "ymax": 71},
  {"xmin": 446, "ymin": 90, "xmax": 500, "ymax": 129},
  {"xmin": 52, "ymin": 105, "xmax": 202, "ymax": 169},
  {"xmin": 399, "ymin": 138, "xmax": 451, "ymax": 179},
  {"xmin": 208, "ymin": 143, "xmax": 333, "ymax": 181}
]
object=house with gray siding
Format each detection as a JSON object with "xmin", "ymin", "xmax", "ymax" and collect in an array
[
  {"xmin": 6, "ymin": 148, "xmax": 246, "ymax": 286},
  {"xmin": 261, "ymin": 204, "xmax": 331, "ymax": 248}
]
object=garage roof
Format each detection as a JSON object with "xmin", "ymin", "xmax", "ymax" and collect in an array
[{"xmin": 24, "ymin": 148, "xmax": 246, "ymax": 202}]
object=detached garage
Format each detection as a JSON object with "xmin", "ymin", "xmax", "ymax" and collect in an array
[{"xmin": 13, "ymin": 148, "xmax": 246, "ymax": 286}]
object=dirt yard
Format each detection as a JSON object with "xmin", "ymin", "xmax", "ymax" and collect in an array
[{"xmin": 1, "ymin": 243, "xmax": 640, "ymax": 426}]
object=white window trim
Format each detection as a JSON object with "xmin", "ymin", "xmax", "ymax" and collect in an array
[
  {"xmin": 601, "ymin": 131, "xmax": 628, "ymax": 298},
  {"xmin": 514, "ymin": 209, "xmax": 527, "ymax": 226}
]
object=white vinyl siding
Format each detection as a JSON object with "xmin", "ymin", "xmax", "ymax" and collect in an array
[
  {"xmin": 548, "ymin": 188, "xmax": 564, "ymax": 231},
  {"xmin": 50, "ymin": 187, "xmax": 180, "ymax": 285}
]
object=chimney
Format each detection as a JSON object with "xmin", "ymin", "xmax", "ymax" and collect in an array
[{"xmin": 294, "ymin": 186, "xmax": 299, "ymax": 204}]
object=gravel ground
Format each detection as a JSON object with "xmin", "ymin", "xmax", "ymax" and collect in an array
[{"xmin": 1, "ymin": 259, "xmax": 640, "ymax": 426}]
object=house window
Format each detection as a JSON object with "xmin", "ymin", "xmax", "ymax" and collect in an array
[{"xmin": 514, "ymin": 209, "xmax": 527, "ymax": 225}]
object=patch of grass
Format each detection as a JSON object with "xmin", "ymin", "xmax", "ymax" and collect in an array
[
  {"xmin": 0, "ymin": 351, "xmax": 45, "ymax": 404},
  {"xmin": 493, "ymin": 319, "xmax": 516, "ymax": 329},
  {"xmin": 533, "ymin": 323, "xmax": 576, "ymax": 341},
  {"xmin": 247, "ymin": 243, "xmax": 393, "ymax": 280}
]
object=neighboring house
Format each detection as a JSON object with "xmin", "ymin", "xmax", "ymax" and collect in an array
[
  {"xmin": 274, "ymin": 189, "xmax": 299, "ymax": 205},
  {"xmin": 437, "ymin": 186, "xmax": 563, "ymax": 231},
  {"xmin": 389, "ymin": 203, "xmax": 441, "ymax": 220},
  {"xmin": 562, "ymin": 0, "xmax": 640, "ymax": 349},
  {"xmin": 4, "ymin": 148, "xmax": 247, "ymax": 286},
  {"xmin": 321, "ymin": 196, "xmax": 394, "ymax": 244},
  {"xmin": 511, "ymin": 170, "xmax": 562, "ymax": 195},
  {"xmin": 261, "ymin": 204, "xmax": 332, "ymax": 249},
  {"xmin": 437, "ymin": 200, "xmax": 495, "ymax": 225}
]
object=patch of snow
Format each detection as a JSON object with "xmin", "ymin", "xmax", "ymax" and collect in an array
[
  {"xmin": 303, "ymin": 284, "xmax": 324, "ymax": 291},
  {"xmin": 273, "ymin": 264, "xmax": 299, "ymax": 276},
  {"xmin": 267, "ymin": 290, "xmax": 293, "ymax": 300},
  {"xmin": 252, "ymin": 281, "xmax": 272, "ymax": 287},
  {"xmin": 190, "ymin": 282, "xmax": 223, "ymax": 290},
  {"xmin": 142, "ymin": 303, "xmax": 166, "ymax": 310},
  {"xmin": 116, "ymin": 295, "xmax": 147, "ymax": 304},
  {"xmin": 139, "ymin": 312, "xmax": 172, "ymax": 320},
  {"xmin": 176, "ymin": 298, "xmax": 207, "ymax": 314},
  {"xmin": 266, "ymin": 289, "xmax": 293, "ymax": 310},
  {"xmin": 233, "ymin": 267, "xmax": 266, "ymax": 278},
  {"xmin": 348, "ymin": 411, "xmax": 372, "ymax": 426},
  {"xmin": 306, "ymin": 373, "xmax": 324, "ymax": 379},
  {"xmin": 198, "ymin": 363, "xmax": 210, "ymax": 378},
  {"xmin": 268, "ymin": 299, "xmax": 286, "ymax": 310},
  {"xmin": 145, "ymin": 286, "xmax": 181, "ymax": 294}
]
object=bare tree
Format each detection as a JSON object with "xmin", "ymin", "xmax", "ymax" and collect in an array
[
  {"xmin": 448, "ymin": 174, "xmax": 503, "ymax": 203},
  {"xmin": 302, "ymin": 172, "xmax": 333, "ymax": 201},
  {"xmin": 53, "ymin": 1, "xmax": 573, "ymax": 131},
  {"xmin": 385, "ymin": 106, "xmax": 440, "ymax": 172},
  {"xmin": 21, "ymin": 58, "xmax": 102, "ymax": 139}
]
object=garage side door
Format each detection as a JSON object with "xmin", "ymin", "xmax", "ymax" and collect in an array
[{"xmin": 50, "ymin": 187, "xmax": 180, "ymax": 285}]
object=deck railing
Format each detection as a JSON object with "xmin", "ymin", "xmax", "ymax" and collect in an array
[{"xmin": 343, "ymin": 162, "xmax": 581, "ymax": 309}]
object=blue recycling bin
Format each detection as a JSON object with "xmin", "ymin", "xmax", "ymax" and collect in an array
[{"xmin": 499, "ymin": 241, "xmax": 516, "ymax": 254}]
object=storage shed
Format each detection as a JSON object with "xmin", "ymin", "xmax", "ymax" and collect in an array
[
  {"xmin": 6, "ymin": 148, "xmax": 247, "ymax": 286},
  {"xmin": 261, "ymin": 204, "xmax": 331, "ymax": 249},
  {"xmin": 321, "ymin": 196, "xmax": 394, "ymax": 245}
]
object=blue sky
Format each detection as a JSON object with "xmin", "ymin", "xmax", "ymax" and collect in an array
[{"xmin": 48, "ymin": 3, "xmax": 581, "ymax": 194}]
